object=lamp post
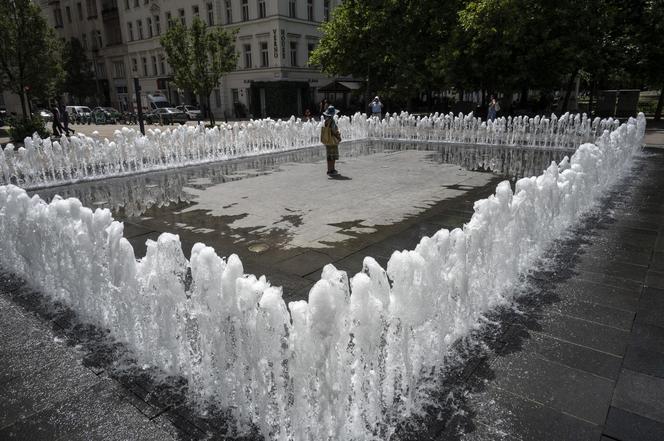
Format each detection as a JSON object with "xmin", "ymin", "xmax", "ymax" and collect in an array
[{"xmin": 91, "ymin": 48, "xmax": 101, "ymax": 106}]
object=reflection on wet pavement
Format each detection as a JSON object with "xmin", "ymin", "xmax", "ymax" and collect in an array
[{"xmin": 31, "ymin": 140, "xmax": 574, "ymax": 267}]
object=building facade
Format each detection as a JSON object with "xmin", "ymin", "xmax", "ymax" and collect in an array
[{"xmin": 25, "ymin": 0, "xmax": 342, "ymax": 118}]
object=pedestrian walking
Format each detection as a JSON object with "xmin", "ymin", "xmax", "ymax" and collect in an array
[
  {"xmin": 319, "ymin": 98, "xmax": 328, "ymax": 116},
  {"xmin": 370, "ymin": 96, "xmax": 383, "ymax": 118},
  {"xmin": 320, "ymin": 105, "xmax": 341, "ymax": 176},
  {"xmin": 51, "ymin": 106, "xmax": 64, "ymax": 137},
  {"xmin": 60, "ymin": 104, "xmax": 72, "ymax": 135}
]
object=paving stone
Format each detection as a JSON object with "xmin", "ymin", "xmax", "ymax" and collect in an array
[
  {"xmin": 0, "ymin": 351, "xmax": 101, "ymax": 428},
  {"xmin": 0, "ymin": 378, "xmax": 171, "ymax": 441},
  {"xmin": 635, "ymin": 287, "xmax": 664, "ymax": 328},
  {"xmin": 554, "ymin": 279, "xmax": 640, "ymax": 312},
  {"xmin": 574, "ymin": 258, "xmax": 648, "ymax": 283},
  {"xmin": 646, "ymin": 270, "xmax": 664, "ymax": 290},
  {"xmin": 519, "ymin": 311, "xmax": 630, "ymax": 357},
  {"xmin": 504, "ymin": 325, "xmax": 622, "ymax": 380},
  {"xmin": 489, "ymin": 351, "xmax": 614, "ymax": 424},
  {"xmin": 120, "ymin": 222, "xmax": 158, "ymax": 239},
  {"xmin": 553, "ymin": 297, "xmax": 635, "ymax": 330},
  {"xmin": 276, "ymin": 250, "xmax": 336, "ymax": 277},
  {"xmin": 650, "ymin": 250, "xmax": 664, "ymax": 265},
  {"xmin": 623, "ymin": 345, "xmax": 664, "ymax": 379},
  {"xmin": 603, "ymin": 406, "xmax": 664, "ymax": 441},
  {"xmin": 612, "ymin": 369, "xmax": 664, "ymax": 424},
  {"xmin": 464, "ymin": 385, "xmax": 602, "ymax": 441},
  {"xmin": 630, "ymin": 322, "xmax": 664, "ymax": 352},
  {"xmin": 574, "ymin": 269, "xmax": 643, "ymax": 292}
]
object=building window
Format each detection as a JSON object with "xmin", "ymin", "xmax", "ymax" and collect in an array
[
  {"xmin": 206, "ymin": 3, "xmax": 214, "ymax": 25},
  {"xmin": 86, "ymin": 0, "xmax": 97, "ymax": 18},
  {"xmin": 289, "ymin": 0, "xmax": 296, "ymax": 18},
  {"xmin": 76, "ymin": 2, "xmax": 83, "ymax": 19},
  {"xmin": 159, "ymin": 55, "xmax": 165, "ymax": 74},
  {"xmin": 146, "ymin": 17, "xmax": 152, "ymax": 37},
  {"xmin": 166, "ymin": 11, "xmax": 172, "ymax": 28},
  {"xmin": 96, "ymin": 30, "xmax": 103, "ymax": 48},
  {"xmin": 96, "ymin": 62, "xmax": 105, "ymax": 77},
  {"xmin": 124, "ymin": 0, "xmax": 129, "ymax": 9},
  {"xmin": 143, "ymin": 0, "xmax": 148, "ymax": 4},
  {"xmin": 113, "ymin": 62, "xmax": 126, "ymax": 78},
  {"xmin": 307, "ymin": 41, "xmax": 316, "ymax": 63},
  {"xmin": 154, "ymin": 15, "xmax": 161, "ymax": 34},
  {"xmin": 232, "ymin": 88, "xmax": 239, "ymax": 103},
  {"xmin": 142, "ymin": 57, "xmax": 148, "ymax": 76},
  {"xmin": 54, "ymin": 8, "xmax": 63, "ymax": 27},
  {"xmin": 225, "ymin": 0, "xmax": 232, "ymax": 23},
  {"xmin": 151, "ymin": 56, "xmax": 157, "ymax": 76},
  {"xmin": 241, "ymin": 0, "xmax": 248, "ymax": 21},
  {"xmin": 134, "ymin": 0, "xmax": 138, "ymax": 7},
  {"xmin": 214, "ymin": 88, "xmax": 221, "ymax": 108},
  {"xmin": 307, "ymin": 0, "xmax": 313, "ymax": 21},
  {"xmin": 260, "ymin": 41, "xmax": 268, "ymax": 67},
  {"xmin": 323, "ymin": 0, "xmax": 330, "ymax": 21},
  {"xmin": 127, "ymin": 22, "xmax": 134, "ymax": 41},
  {"xmin": 258, "ymin": 0, "xmax": 265, "ymax": 18},
  {"xmin": 82, "ymin": 33, "xmax": 88, "ymax": 49},
  {"xmin": 193, "ymin": 5, "xmax": 199, "ymax": 17},
  {"xmin": 66, "ymin": 6, "xmax": 72, "ymax": 23},
  {"xmin": 179, "ymin": 9, "xmax": 185, "ymax": 25},
  {"xmin": 137, "ymin": 19, "xmax": 143, "ymax": 39},
  {"xmin": 243, "ymin": 44, "xmax": 252, "ymax": 69},
  {"xmin": 290, "ymin": 41, "xmax": 298, "ymax": 66}
]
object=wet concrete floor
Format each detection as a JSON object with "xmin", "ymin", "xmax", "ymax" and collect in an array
[{"xmin": 30, "ymin": 140, "xmax": 572, "ymax": 304}]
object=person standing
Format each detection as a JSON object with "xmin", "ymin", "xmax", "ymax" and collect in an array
[
  {"xmin": 370, "ymin": 96, "xmax": 383, "ymax": 118},
  {"xmin": 488, "ymin": 95, "xmax": 499, "ymax": 121},
  {"xmin": 319, "ymin": 98, "xmax": 328, "ymax": 116},
  {"xmin": 321, "ymin": 105, "xmax": 341, "ymax": 176}
]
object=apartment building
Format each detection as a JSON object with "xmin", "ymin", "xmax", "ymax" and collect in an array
[{"xmin": 29, "ymin": 0, "xmax": 343, "ymax": 118}]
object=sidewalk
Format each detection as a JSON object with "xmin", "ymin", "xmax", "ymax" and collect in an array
[{"xmin": 0, "ymin": 128, "xmax": 662, "ymax": 440}]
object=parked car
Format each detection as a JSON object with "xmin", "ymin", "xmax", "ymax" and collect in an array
[
  {"xmin": 66, "ymin": 106, "xmax": 92, "ymax": 124},
  {"xmin": 33, "ymin": 108, "xmax": 53, "ymax": 122},
  {"xmin": 150, "ymin": 107, "xmax": 188, "ymax": 125},
  {"xmin": 176, "ymin": 105, "xmax": 202, "ymax": 121},
  {"xmin": 91, "ymin": 107, "xmax": 121, "ymax": 124},
  {"xmin": 0, "ymin": 108, "xmax": 7, "ymax": 127}
]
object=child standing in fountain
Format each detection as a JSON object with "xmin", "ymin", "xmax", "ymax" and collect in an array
[{"xmin": 321, "ymin": 106, "xmax": 341, "ymax": 176}]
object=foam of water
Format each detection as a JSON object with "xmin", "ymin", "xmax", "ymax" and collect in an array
[
  {"xmin": 0, "ymin": 114, "xmax": 645, "ymax": 440},
  {"xmin": 2, "ymin": 112, "xmax": 613, "ymax": 190}
]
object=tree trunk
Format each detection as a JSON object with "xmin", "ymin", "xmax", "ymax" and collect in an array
[
  {"xmin": 655, "ymin": 83, "xmax": 664, "ymax": 121},
  {"xmin": 207, "ymin": 96, "xmax": 215, "ymax": 126},
  {"xmin": 562, "ymin": 69, "xmax": 579, "ymax": 113},
  {"xmin": 19, "ymin": 88, "xmax": 28, "ymax": 119},
  {"xmin": 588, "ymin": 77, "xmax": 596, "ymax": 119}
]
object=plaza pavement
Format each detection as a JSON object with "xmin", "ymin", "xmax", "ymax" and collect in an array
[{"xmin": 0, "ymin": 126, "xmax": 663, "ymax": 440}]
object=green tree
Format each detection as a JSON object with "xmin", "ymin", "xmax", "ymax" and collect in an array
[
  {"xmin": 0, "ymin": 0, "xmax": 63, "ymax": 118},
  {"xmin": 160, "ymin": 17, "xmax": 237, "ymax": 125},
  {"xmin": 638, "ymin": 0, "xmax": 664, "ymax": 120},
  {"xmin": 62, "ymin": 38, "xmax": 97, "ymax": 104},
  {"xmin": 310, "ymin": 0, "xmax": 460, "ymax": 110}
]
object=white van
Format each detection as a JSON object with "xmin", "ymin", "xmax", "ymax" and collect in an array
[
  {"xmin": 65, "ymin": 106, "xmax": 92, "ymax": 122},
  {"xmin": 146, "ymin": 94, "xmax": 171, "ymax": 111}
]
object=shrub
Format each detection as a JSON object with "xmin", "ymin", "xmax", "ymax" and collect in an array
[{"xmin": 9, "ymin": 115, "xmax": 50, "ymax": 142}]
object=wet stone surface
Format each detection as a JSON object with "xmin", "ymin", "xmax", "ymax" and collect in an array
[{"xmin": 2, "ymin": 141, "xmax": 664, "ymax": 440}]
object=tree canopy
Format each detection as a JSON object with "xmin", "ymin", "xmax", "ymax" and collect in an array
[
  {"xmin": 161, "ymin": 17, "xmax": 237, "ymax": 125},
  {"xmin": 0, "ymin": 0, "xmax": 63, "ymax": 117},
  {"xmin": 62, "ymin": 38, "xmax": 97, "ymax": 104},
  {"xmin": 311, "ymin": 0, "xmax": 662, "ymax": 117}
]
